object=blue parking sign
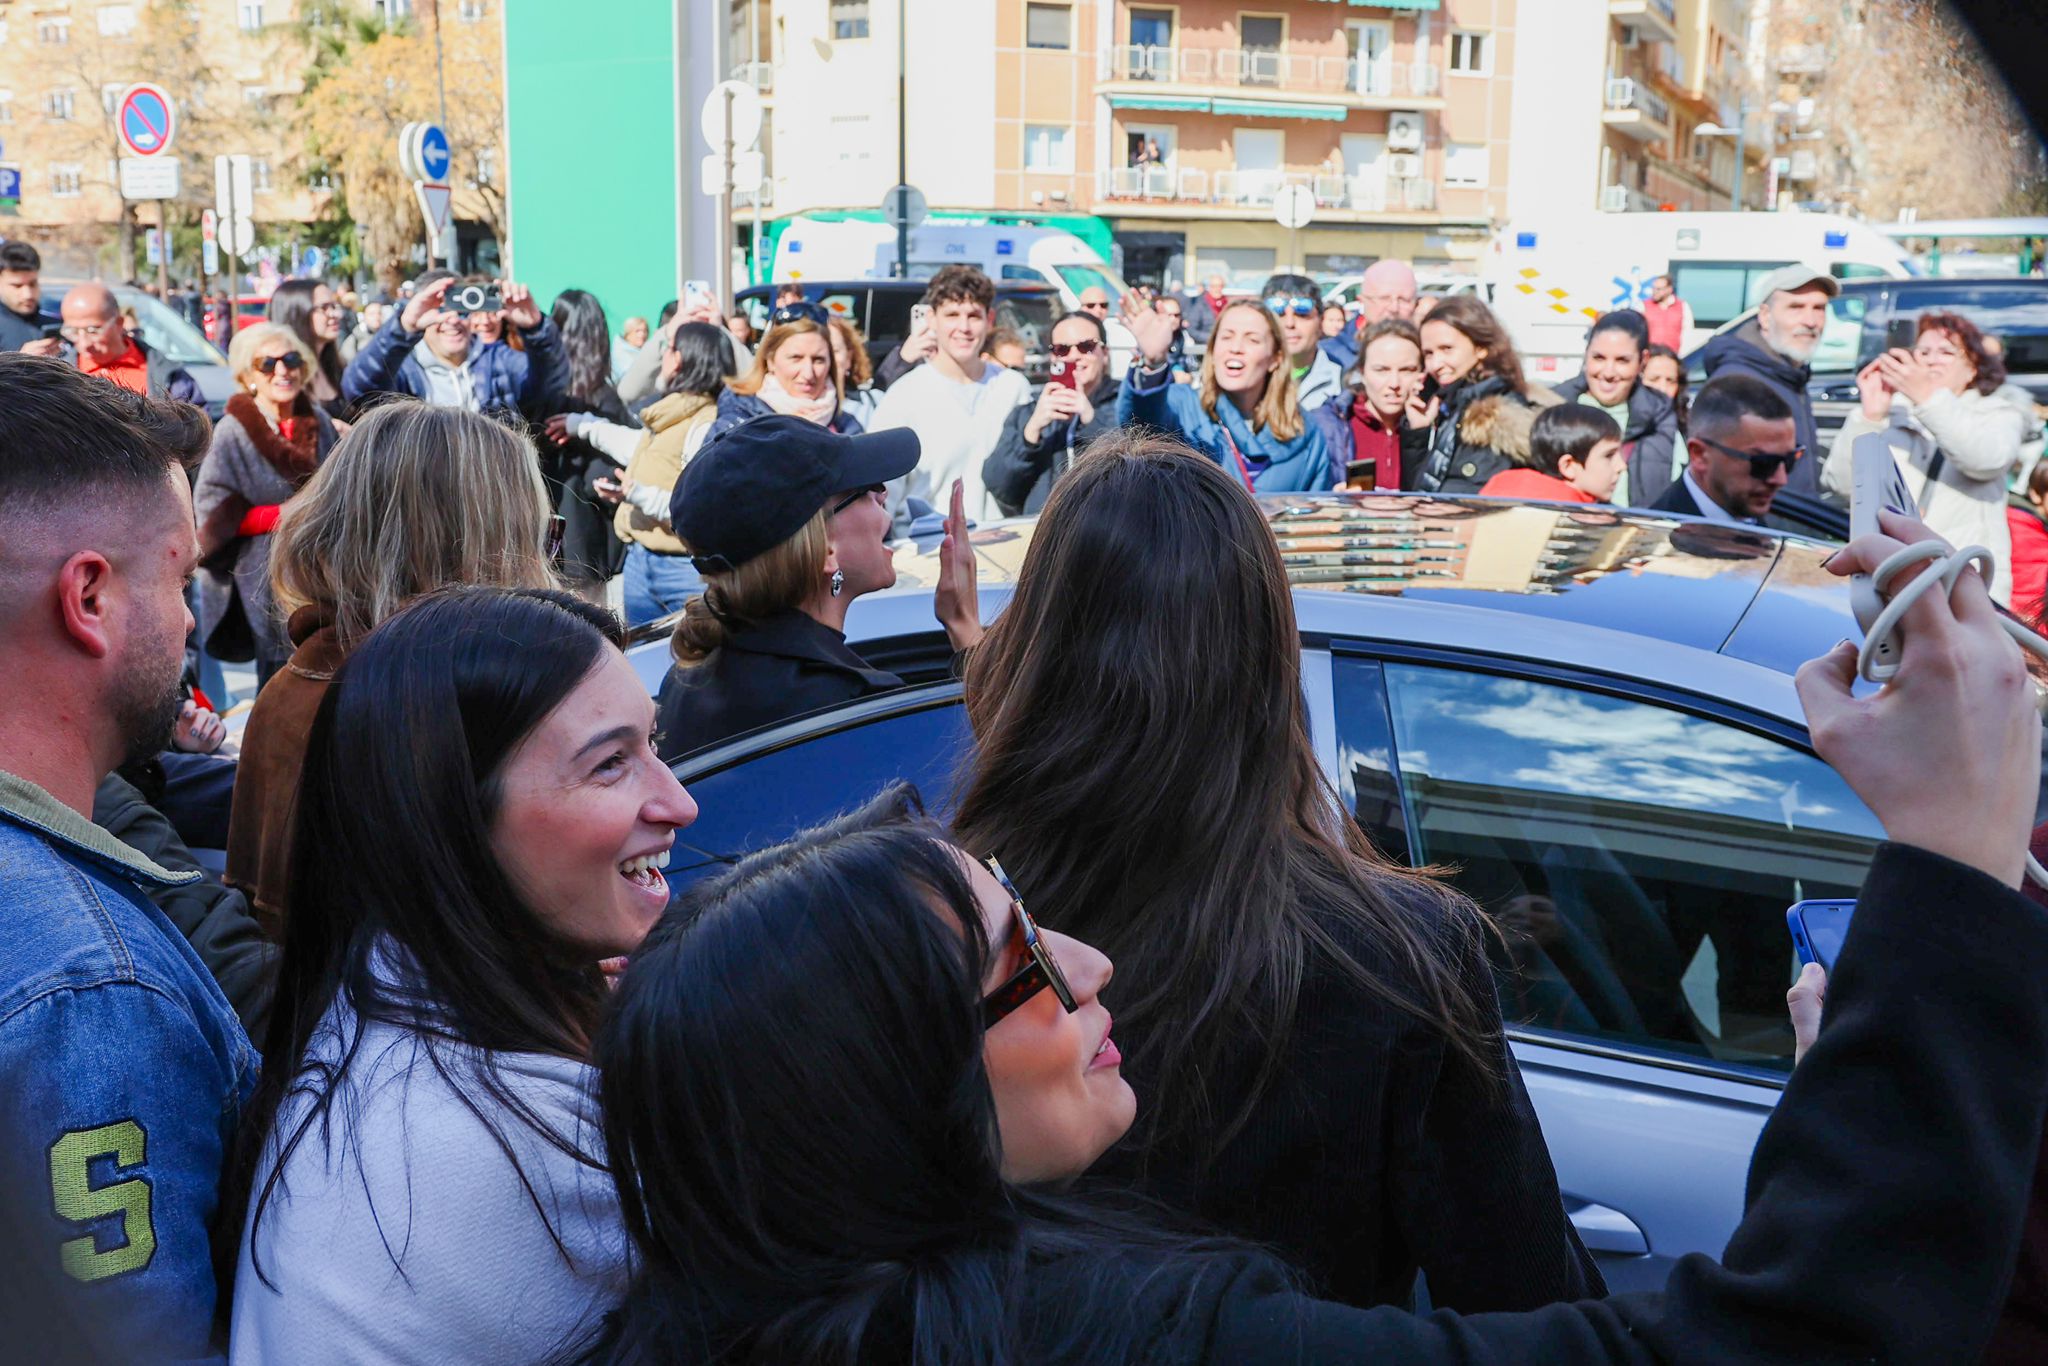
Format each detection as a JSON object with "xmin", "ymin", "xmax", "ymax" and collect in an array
[{"xmin": 0, "ymin": 167, "xmax": 20, "ymax": 203}]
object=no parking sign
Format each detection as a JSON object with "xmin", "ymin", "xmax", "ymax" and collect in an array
[{"xmin": 117, "ymin": 84, "xmax": 176, "ymax": 158}]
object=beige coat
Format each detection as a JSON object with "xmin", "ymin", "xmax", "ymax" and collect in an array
[
  {"xmin": 613, "ymin": 391, "xmax": 719, "ymax": 556},
  {"xmin": 1822, "ymin": 386, "xmax": 2025, "ymax": 606}
]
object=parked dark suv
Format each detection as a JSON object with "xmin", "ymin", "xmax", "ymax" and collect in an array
[{"xmin": 734, "ymin": 280, "xmax": 1062, "ymax": 384}]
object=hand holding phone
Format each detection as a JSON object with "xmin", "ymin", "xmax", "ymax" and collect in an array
[
  {"xmin": 1786, "ymin": 899, "xmax": 1856, "ymax": 973},
  {"xmin": 1846, "ymin": 433, "xmax": 1920, "ymax": 677}
]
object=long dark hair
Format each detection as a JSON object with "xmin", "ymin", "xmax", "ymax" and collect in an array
[
  {"xmin": 952, "ymin": 433, "xmax": 1499, "ymax": 1160},
  {"xmin": 665, "ymin": 321, "xmax": 737, "ymax": 399},
  {"xmin": 1424, "ymin": 294, "xmax": 1530, "ymax": 398},
  {"xmin": 595, "ymin": 784, "xmax": 1274, "ymax": 1364},
  {"xmin": 229, "ymin": 585, "xmax": 628, "ymax": 1291},
  {"xmin": 267, "ymin": 277, "xmax": 344, "ymax": 395},
  {"xmin": 552, "ymin": 287, "xmax": 617, "ymax": 405}
]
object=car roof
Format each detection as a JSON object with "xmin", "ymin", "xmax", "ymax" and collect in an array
[{"xmin": 881, "ymin": 493, "xmax": 1851, "ymax": 678}]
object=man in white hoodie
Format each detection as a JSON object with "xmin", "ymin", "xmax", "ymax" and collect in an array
[{"xmin": 870, "ymin": 265, "xmax": 1029, "ymax": 524}]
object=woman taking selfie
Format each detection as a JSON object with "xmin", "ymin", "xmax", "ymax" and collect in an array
[
  {"xmin": 1412, "ymin": 295, "xmax": 1558, "ymax": 495},
  {"xmin": 227, "ymin": 402, "xmax": 557, "ymax": 938},
  {"xmin": 708, "ymin": 306, "xmax": 863, "ymax": 441},
  {"xmin": 951, "ymin": 435, "xmax": 1594, "ymax": 1312},
  {"xmin": 229, "ymin": 587, "xmax": 699, "ymax": 1363},
  {"xmin": 194, "ymin": 322, "xmax": 341, "ymax": 685},
  {"xmin": 654, "ymin": 415, "xmax": 978, "ymax": 760},
  {"xmin": 593, "ymin": 552, "xmax": 2048, "ymax": 1364},
  {"xmin": 1116, "ymin": 296, "xmax": 1330, "ymax": 493}
]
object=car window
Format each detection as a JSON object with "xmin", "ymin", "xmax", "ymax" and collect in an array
[
  {"xmin": 1810, "ymin": 293, "xmax": 1868, "ymax": 376},
  {"xmin": 1373, "ymin": 664, "xmax": 1884, "ymax": 1074},
  {"xmin": 1882, "ymin": 283, "xmax": 2048, "ymax": 374},
  {"xmin": 1669, "ymin": 260, "xmax": 1793, "ymax": 329},
  {"xmin": 868, "ymin": 289, "xmax": 917, "ymax": 344},
  {"xmin": 1331, "ymin": 657, "xmax": 1411, "ymax": 864},
  {"xmin": 993, "ymin": 293, "xmax": 1056, "ymax": 358},
  {"xmin": 119, "ymin": 291, "xmax": 226, "ymax": 368},
  {"xmin": 667, "ymin": 694, "xmax": 972, "ymax": 891}
]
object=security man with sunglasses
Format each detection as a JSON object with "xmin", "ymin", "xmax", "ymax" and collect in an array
[
  {"xmin": 1258, "ymin": 272, "xmax": 1345, "ymax": 414},
  {"xmin": 984, "ymin": 310, "xmax": 1121, "ymax": 516},
  {"xmin": 1650, "ymin": 373, "xmax": 1803, "ymax": 524}
]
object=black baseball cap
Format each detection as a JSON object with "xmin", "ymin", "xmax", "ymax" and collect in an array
[{"xmin": 671, "ymin": 414, "xmax": 920, "ymax": 573}]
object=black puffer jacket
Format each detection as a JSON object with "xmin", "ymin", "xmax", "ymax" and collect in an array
[{"xmin": 1415, "ymin": 376, "xmax": 1561, "ymax": 495}]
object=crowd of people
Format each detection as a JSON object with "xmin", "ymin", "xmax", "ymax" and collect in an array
[{"xmin": 5, "ymin": 229, "xmax": 2048, "ymax": 1363}]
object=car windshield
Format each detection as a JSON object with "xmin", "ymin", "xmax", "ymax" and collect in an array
[
  {"xmin": 120, "ymin": 291, "xmax": 227, "ymax": 368},
  {"xmin": 1050, "ymin": 262, "xmax": 1127, "ymax": 308}
]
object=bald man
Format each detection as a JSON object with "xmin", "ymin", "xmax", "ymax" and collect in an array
[
  {"xmin": 59, "ymin": 281, "xmax": 202, "ymax": 403},
  {"xmin": 1358, "ymin": 259, "xmax": 1419, "ymax": 326},
  {"xmin": 0, "ymin": 355, "xmax": 251, "ymax": 1359}
]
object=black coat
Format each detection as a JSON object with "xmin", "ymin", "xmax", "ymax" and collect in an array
[
  {"xmin": 1033, "ymin": 843, "xmax": 2048, "ymax": 1363},
  {"xmin": 1415, "ymin": 376, "xmax": 1549, "ymax": 496},
  {"xmin": 983, "ymin": 374, "xmax": 1122, "ymax": 516},
  {"xmin": 543, "ymin": 384, "xmax": 634, "ymax": 588},
  {"xmin": 1088, "ymin": 894, "xmax": 1603, "ymax": 1313},
  {"xmin": 1695, "ymin": 321, "xmax": 1823, "ymax": 496},
  {"xmin": 655, "ymin": 611, "xmax": 903, "ymax": 762},
  {"xmin": 1650, "ymin": 476, "xmax": 1706, "ymax": 518},
  {"xmin": 0, "ymin": 300, "xmax": 57, "ymax": 352}
]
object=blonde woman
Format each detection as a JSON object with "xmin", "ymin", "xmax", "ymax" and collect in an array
[
  {"xmin": 193, "ymin": 322, "xmax": 340, "ymax": 682},
  {"xmin": 706, "ymin": 307, "xmax": 862, "ymax": 440},
  {"xmin": 225, "ymin": 401, "xmax": 558, "ymax": 938},
  {"xmin": 1116, "ymin": 296, "xmax": 1331, "ymax": 491}
]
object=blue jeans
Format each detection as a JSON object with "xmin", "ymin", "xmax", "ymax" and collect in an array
[{"xmin": 623, "ymin": 543, "xmax": 703, "ymax": 628}]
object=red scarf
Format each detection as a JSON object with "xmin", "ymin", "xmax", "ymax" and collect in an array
[{"xmin": 225, "ymin": 391, "xmax": 322, "ymax": 483}]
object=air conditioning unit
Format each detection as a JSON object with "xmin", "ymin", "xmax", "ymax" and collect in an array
[
  {"xmin": 1387, "ymin": 153, "xmax": 1423, "ymax": 181},
  {"xmin": 1387, "ymin": 111, "xmax": 1424, "ymax": 152}
]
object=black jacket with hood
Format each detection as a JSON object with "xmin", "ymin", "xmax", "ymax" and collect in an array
[
  {"xmin": 1415, "ymin": 375, "xmax": 1561, "ymax": 495},
  {"xmin": 1694, "ymin": 320, "xmax": 1822, "ymax": 495},
  {"xmin": 983, "ymin": 373, "xmax": 1122, "ymax": 516}
]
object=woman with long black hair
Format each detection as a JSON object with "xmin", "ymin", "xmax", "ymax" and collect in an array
[
  {"xmin": 544, "ymin": 288, "xmax": 637, "ymax": 600},
  {"xmin": 227, "ymin": 587, "xmax": 699, "ymax": 1363},
  {"xmin": 267, "ymin": 278, "xmax": 349, "ymax": 419},
  {"xmin": 592, "ymin": 578, "xmax": 2048, "ymax": 1364}
]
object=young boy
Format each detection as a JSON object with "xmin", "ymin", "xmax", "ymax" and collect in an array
[{"xmin": 1481, "ymin": 404, "xmax": 1625, "ymax": 504}]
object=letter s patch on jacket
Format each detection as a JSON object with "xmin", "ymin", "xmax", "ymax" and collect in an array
[{"xmin": 49, "ymin": 1120, "xmax": 155, "ymax": 1281}]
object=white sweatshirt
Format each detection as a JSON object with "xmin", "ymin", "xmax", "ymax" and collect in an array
[{"xmin": 869, "ymin": 360, "xmax": 1031, "ymax": 521}]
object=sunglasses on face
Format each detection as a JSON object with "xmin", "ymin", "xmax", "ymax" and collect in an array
[
  {"xmin": 772, "ymin": 301, "xmax": 831, "ymax": 327},
  {"xmin": 1050, "ymin": 339, "xmax": 1101, "ymax": 358},
  {"xmin": 1082, "ymin": 301, "xmax": 1111, "ymax": 313},
  {"xmin": 829, "ymin": 483, "xmax": 886, "ymax": 516},
  {"xmin": 254, "ymin": 353, "xmax": 307, "ymax": 375},
  {"xmin": 1264, "ymin": 295, "xmax": 1319, "ymax": 318},
  {"xmin": 979, "ymin": 855, "xmax": 1078, "ymax": 1028},
  {"xmin": 1700, "ymin": 437, "xmax": 1805, "ymax": 479}
]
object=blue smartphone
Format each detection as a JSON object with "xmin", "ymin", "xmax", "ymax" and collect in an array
[{"xmin": 1787, "ymin": 899, "xmax": 1856, "ymax": 972}]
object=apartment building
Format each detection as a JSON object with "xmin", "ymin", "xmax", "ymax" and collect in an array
[{"xmin": 749, "ymin": 0, "xmax": 1516, "ymax": 289}]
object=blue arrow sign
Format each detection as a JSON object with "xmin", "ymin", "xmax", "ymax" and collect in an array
[
  {"xmin": 120, "ymin": 87, "xmax": 173, "ymax": 156},
  {"xmin": 418, "ymin": 124, "xmax": 451, "ymax": 182}
]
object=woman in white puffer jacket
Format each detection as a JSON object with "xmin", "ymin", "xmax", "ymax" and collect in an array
[{"xmin": 1823, "ymin": 309, "xmax": 2027, "ymax": 605}]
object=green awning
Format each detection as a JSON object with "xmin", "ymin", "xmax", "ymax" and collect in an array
[
  {"xmin": 1106, "ymin": 94, "xmax": 1213, "ymax": 113},
  {"xmin": 1209, "ymin": 98, "xmax": 1351, "ymax": 121}
]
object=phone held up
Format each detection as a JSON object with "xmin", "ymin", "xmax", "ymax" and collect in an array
[
  {"xmin": 910, "ymin": 302, "xmax": 932, "ymax": 336},
  {"xmin": 1786, "ymin": 899, "xmax": 1856, "ymax": 974},
  {"xmin": 1048, "ymin": 358, "xmax": 1078, "ymax": 391},
  {"xmin": 1847, "ymin": 432, "xmax": 1919, "ymax": 675}
]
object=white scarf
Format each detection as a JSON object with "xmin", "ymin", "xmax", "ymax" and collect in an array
[{"xmin": 756, "ymin": 374, "xmax": 840, "ymax": 426}]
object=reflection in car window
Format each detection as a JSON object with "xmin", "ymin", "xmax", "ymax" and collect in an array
[
  {"xmin": 1880, "ymin": 283, "xmax": 2048, "ymax": 374},
  {"xmin": 1331, "ymin": 657, "xmax": 1410, "ymax": 864},
  {"xmin": 122, "ymin": 291, "xmax": 227, "ymax": 368},
  {"xmin": 1379, "ymin": 666, "xmax": 1883, "ymax": 1073},
  {"xmin": 666, "ymin": 698, "xmax": 971, "ymax": 893},
  {"xmin": 1811, "ymin": 294, "xmax": 1866, "ymax": 375}
]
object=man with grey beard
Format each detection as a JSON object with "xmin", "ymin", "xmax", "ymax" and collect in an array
[
  {"xmin": 0, "ymin": 354, "xmax": 255, "ymax": 1361},
  {"xmin": 1695, "ymin": 263, "xmax": 1838, "ymax": 496}
]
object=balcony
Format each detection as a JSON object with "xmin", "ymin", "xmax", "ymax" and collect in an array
[
  {"xmin": 1602, "ymin": 76, "xmax": 1673, "ymax": 142},
  {"xmin": 1097, "ymin": 44, "xmax": 1444, "ymax": 110},
  {"xmin": 1643, "ymin": 40, "xmax": 1685, "ymax": 94},
  {"xmin": 1777, "ymin": 43, "xmax": 1826, "ymax": 75},
  {"xmin": 1095, "ymin": 165, "xmax": 1440, "ymax": 215},
  {"xmin": 1608, "ymin": 0, "xmax": 1678, "ymax": 42},
  {"xmin": 1599, "ymin": 183, "xmax": 1659, "ymax": 213}
]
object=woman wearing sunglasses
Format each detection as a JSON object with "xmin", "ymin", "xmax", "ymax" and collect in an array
[
  {"xmin": 654, "ymin": 415, "xmax": 980, "ymax": 761},
  {"xmin": 194, "ymin": 322, "xmax": 342, "ymax": 685},
  {"xmin": 1115, "ymin": 295, "xmax": 1333, "ymax": 494},
  {"xmin": 984, "ymin": 309, "xmax": 1121, "ymax": 516},
  {"xmin": 706, "ymin": 304, "xmax": 863, "ymax": 443},
  {"xmin": 953, "ymin": 435, "xmax": 1596, "ymax": 1314},
  {"xmin": 593, "ymin": 602, "xmax": 2048, "ymax": 1366}
]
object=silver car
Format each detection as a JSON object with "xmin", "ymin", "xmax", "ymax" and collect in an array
[{"xmin": 631, "ymin": 494, "xmax": 1909, "ymax": 1293}]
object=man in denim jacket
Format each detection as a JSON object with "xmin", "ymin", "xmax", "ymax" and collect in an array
[{"xmin": 0, "ymin": 355, "xmax": 258, "ymax": 1360}]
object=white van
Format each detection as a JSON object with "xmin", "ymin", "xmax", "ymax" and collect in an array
[
  {"xmin": 772, "ymin": 214, "xmax": 1137, "ymax": 372},
  {"xmin": 1478, "ymin": 211, "xmax": 1916, "ymax": 382}
]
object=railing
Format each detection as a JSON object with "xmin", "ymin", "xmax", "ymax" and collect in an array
[
  {"xmin": 1099, "ymin": 44, "xmax": 1441, "ymax": 98},
  {"xmin": 1650, "ymin": 0, "xmax": 1676, "ymax": 23},
  {"xmin": 1646, "ymin": 40, "xmax": 1683, "ymax": 87},
  {"xmin": 1095, "ymin": 166, "xmax": 1438, "ymax": 213},
  {"xmin": 1605, "ymin": 76, "xmax": 1672, "ymax": 126}
]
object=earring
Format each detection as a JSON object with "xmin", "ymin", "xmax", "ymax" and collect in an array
[{"xmin": 829, "ymin": 569, "xmax": 845, "ymax": 597}]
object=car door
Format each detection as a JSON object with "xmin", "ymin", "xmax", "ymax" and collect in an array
[{"xmin": 1328, "ymin": 650, "xmax": 1885, "ymax": 1292}]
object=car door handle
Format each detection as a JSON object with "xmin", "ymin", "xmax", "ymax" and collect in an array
[{"xmin": 1564, "ymin": 1197, "xmax": 1649, "ymax": 1256}]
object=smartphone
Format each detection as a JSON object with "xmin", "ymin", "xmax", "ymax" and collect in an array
[
  {"xmin": 1344, "ymin": 458, "xmax": 1377, "ymax": 490},
  {"xmin": 683, "ymin": 278, "xmax": 715, "ymax": 311},
  {"xmin": 1786, "ymin": 899, "xmax": 1856, "ymax": 973},
  {"xmin": 910, "ymin": 302, "xmax": 932, "ymax": 335},
  {"xmin": 1418, "ymin": 373, "xmax": 1441, "ymax": 403},
  {"xmin": 1048, "ymin": 358, "xmax": 1077, "ymax": 390},
  {"xmin": 1847, "ymin": 433, "xmax": 1918, "ymax": 676}
]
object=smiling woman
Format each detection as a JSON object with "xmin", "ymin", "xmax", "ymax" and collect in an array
[{"xmin": 226, "ymin": 586, "xmax": 698, "ymax": 1365}]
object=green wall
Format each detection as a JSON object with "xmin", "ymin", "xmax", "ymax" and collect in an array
[{"xmin": 503, "ymin": 1, "xmax": 677, "ymax": 327}]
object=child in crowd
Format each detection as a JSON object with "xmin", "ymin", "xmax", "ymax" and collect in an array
[{"xmin": 1480, "ymin": 404, "xmax": 1625, "ymax": 505}]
